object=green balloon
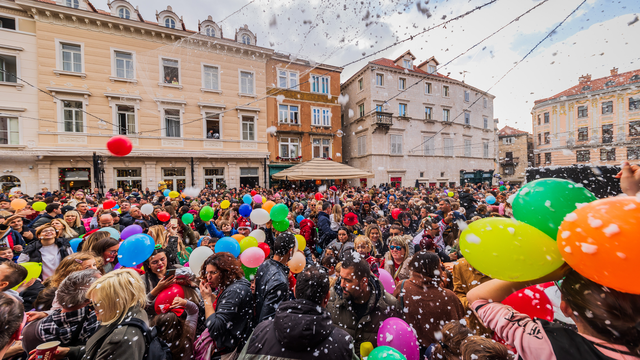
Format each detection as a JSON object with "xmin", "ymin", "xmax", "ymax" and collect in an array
[
  {"xmin": 272, "ymin": 219, "xmax": 290, "ymax": 232},
  {"xmin": 512, "ymin": 178, "xmax": 597, "ymax": 240},
  {"xmin": 368, "ymin": 346, "xmax": 407, "ymax": 360},
  {"xmin": 269, "ymin": 203, "xmax": 289, "ymax": 222},
  {"xmin": 181, "ymin": 213, "xmax": 194, "ymax": 225},
  {"xmin": 240, "ymin": 236, "xmax": 258, "ymax": 253},
  {"xmin": 200, "ymin": 206, "xmax": 214, "ymax": 222},
  {"xmin": 242, "ymin": 264, "xmax": 258, "ymax": 281}
]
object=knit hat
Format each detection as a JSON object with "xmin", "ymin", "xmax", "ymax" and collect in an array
[{"xmin": 344, "ymin": 212, "xmax": 358, "ymax": 226}]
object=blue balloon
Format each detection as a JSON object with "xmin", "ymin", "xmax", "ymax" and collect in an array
[
  {"xmin": 69, "ymin": 238, "xmax": 82, "ymax": 252},
  {"xmin": 239, "ymin": 204, "xmax": 252, "ymax": 217},
  {"xmin": 242, "ymin": 194, "xmax": 253, "ymax": 204},
  {"xmin": 99, "ymin": 227, "xmax": 120, "ymax": 240},
  {"xmin": 214, "ymin": 237, "xmax": 241, "ymax": 258},
  {"xmin": 486, "ymin": 195, "xmax": 496, "ymax": 205},
  {"xmin": 296, "ymin": 215, "xmax": 304, "ymax": 223},
  {"xmin": 163, "ymin": 189, "xmax": 171, "ymax": 197},
  {"xmin": 118, "ymin": 233, "xmax": 155, "ymax": 267},
  {"xmin": 113, "ymin": 204, "xmax": 120, "ymax": 210}
]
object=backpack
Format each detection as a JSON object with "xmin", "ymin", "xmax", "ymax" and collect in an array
[
  {"xmin": 193, "ymin": 328, "xmax": 215, "ymax": 360},
  {"xmin": 116, "ymin": 318, "xmax": 173, "ymax": 360}
]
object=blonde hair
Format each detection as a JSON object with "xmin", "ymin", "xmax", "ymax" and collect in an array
[
  {"xmin": 44, "ymin": 252, "xmax": 101, "ymax": 288},
  {"xmin": 87, "ymin": 269, "xmax": 147, "ymax": 325},
  {"xmin": 389, "ymin": 235, "xmax": 412, "ymax": 255},
  {"xmin": 148, "ymin": 225, "xmax": 167, "ymax": 246},
  {"xmin": 331, "ymin": 204, "xmax": 342, "ymax": 224},
  {"xmin": 49, "ymin": 218, "xmax": 78, "ymax": 239},
  {"xmin": 64, "ymin": 210, "xmax": 82, "ymax": 228},
  {"xmin": 354, "ymin": 235, "xmax": 376, "ymax": 255}
]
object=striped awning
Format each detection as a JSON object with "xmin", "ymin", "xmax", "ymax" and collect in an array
[{"xmin": 271, "ymin": 158, "xmax": 375, "ymax": 180}]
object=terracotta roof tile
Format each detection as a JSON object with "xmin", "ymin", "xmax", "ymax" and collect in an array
[
  {"xmin": 37, "ymin": 0, "xmax": 57, "ymax": 4},
  {"xmin": 498, "ymin": 126, "xmax": 529, "ymax": 136},
  {"xmin": 370, "ymin": 58, "xmax": 451, "ymax": 79}
]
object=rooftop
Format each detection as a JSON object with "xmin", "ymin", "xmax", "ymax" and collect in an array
[{"xmin": 498, "ymin": 126, "xmax": 529, "ymax": 137}]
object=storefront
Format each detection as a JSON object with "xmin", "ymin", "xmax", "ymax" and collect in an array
[
  {"xmin": 0, "ymin": 175, "xmax": 20, "ymax": 193},
  {"xmin": 240, "ymin": 167, "xmax": 259, "ymax": 188},
  {"xmin": 162, "ymin": 168, "xmax": 186, "ymax": 192},
  {"xmin": 59, "ymin": 168, "xmax": 91, "ymax": 191}
]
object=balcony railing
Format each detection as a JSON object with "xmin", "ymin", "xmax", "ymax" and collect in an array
[
  {"xmin": 373, "ymin": 111, "xmax": 393, "ymax": 126},
  {"xmin": 500, "ymin": 157, "xmax": 519, "ymax": 166}
]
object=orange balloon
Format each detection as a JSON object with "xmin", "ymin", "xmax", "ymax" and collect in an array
[
  {"xmin": 263, "ymin": 201, "xmax": 276, "ymax": 213},
  {"xmin": 558, "ymin": 197, "xmax": 640, "ymax": 294},
  {"xmin": 232, "ymin": 234, "xmax": 245, "ymax": 242},
  {"xmin": 11, "ymin": 198, "xmax": 27, "ymax": 210}
]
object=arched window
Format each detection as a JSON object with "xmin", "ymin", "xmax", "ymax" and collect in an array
[
  {"xmin": 242, "ymin": 35, "xmax": 251, "ymax": 45},
  {"xmin": 118, "ymin": 7, "xmax": 130, "ymax": 19},
  {"xmin": 165, "ymin": 18, "xmax": 176, "ymax": 29},
  {"xmin": 630, "ymin": 74, "xmax": 640, "ymax": 82},
  {"xmin": 205, "ymin": 27, "xmax": 215, "ymax": 37},
  {"xmin": 0, "ymin": 176, "xmax": 20, "ymax": 193},
  {"xmin": 65, "ymin": 0, "xmax": 79, "ymax": 8}
]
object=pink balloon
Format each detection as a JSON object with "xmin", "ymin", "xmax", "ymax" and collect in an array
[
  {"xmin": 240, "ymin": 247, "xmax": 265, "ymax": 268},
  {"xmin": 378, "ymin": 268, "xmax": 396, "ymax": 294},
  {"xmin": 377, "ymin": 317, "xmax": 420, "ymax": 360},
  {"xmin": 253, "ymin": 195, "xmax": 262, "ymax": 203}
]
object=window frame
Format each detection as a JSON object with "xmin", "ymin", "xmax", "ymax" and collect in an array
[
  {"xmin": 483, "ymin": 141, "xmax": 489, "ymax": 158},
  {"xmin": 204, "ymin": 168, "xmax": 225, "ymax": 189},
  {"xmin": 464, "ymin": 112, "xmax": 470, "ymax": 125},
  {"xmin": 56, "ymin": 39, "xmax": 84, "ymax": 74},
  {"xmin": 464, "ymin": 139, "xmax": 471, "ymax": 157},
  {"xmin": 602, "ymin": 124, "xmax": 613, "ymax": 143},
  {"xmin": 601, "ymin": 101, "xmax": 613, "ymax": 115},
  {"xmin": 358, "ymin": 103, "xmax": 365, "ymax": 118},
  {"xmin": 159, "ymin": 56, "xmax": 181, "ymax": 85},
  {"xmin": 278, "ymin": 104, "xmax": 299, "ymax": 125},
  {"xmin": 423, "ymin": 136, "xmax": 434, "ymax": 156},
  {"xmin": 544, "ymin": 132, "xmax": 550, "ymax": 144},
  {"xmin": 442, "ymin": 85, "xmax": 450, "ymax": 97},
  {"xmin": 114, "ymin": 168, "xmax": 142, "ymax": 191},
  {"xmin": 627, "ymin": 146, "xmax": 640, "ymax": 160},
  {"xmin": 375, "ymin": 73, "xmax": 384, "ymax": 87},
  {"xmin": 442, "ymin": 108, "xmax": 450, "ymax": 122},
  {"xmin": 279, "ymin": 137, "xmax": 300, "ymax": 159},
  {"xmin": 312, "ymin": 137, "xmax": 332, "ymax": 158},
  {"xmin": 0, "ymin": 15, "xmax": 17, "ymax": 31},
  {"xmin": 0, "ymin": 116, "xmax": 20, "ymax": 145},
  {"xmin": 111, "ymin": 48, "xmax": 135, "ymax": 80},
  {"xmin": 0, "ymin": 52, "xmax": 18, "ymax": 84},
  {"xmin": 398, "ymin": 103, "xmax": 407, "ymax": 117},
  {"xmin": 358, "ymin": 77, "xmax": 363, "ymax": 91},
  {"xmin": 357, "ymin": 135, "xmax": 366, "ymax": 156},
  {"xmin": 600, "ymin": 148, "xmax": 616, "ymax": 161},
  {"xmin": 311, "ymin": 107, "xmax": 331, "ymax": 127},
  {"xmin": 629, "ymin": 120, "xmax": 640, "ymax": 137},
  {"xmin": 163, "ymin": 108, "xmax": 182, "ymax": 138},
  {"xmin": 390, "ymin": 134, "xmax": 403, "ymax": 155},
  {"xmin": 502, "ymin": 137, "xmax": 514, "ymax": 145},
  {"xmin": 61, "ymin": 99, "xmax": 84, "ymax": 133},
  {"xmin": 277, "ymin": 69, "xmax": 299, "ymax": 90},
  {"xmin": 398, "ymin": 77, "xmax": 406, "ymax": 90},
  {"xmin": 204, "ymin": 27, "xmax": 215, "ymax": 37},
  {"xmin": 464, "ymin": 90, "xmax": 470, "ymax": 102},
  {"xmin": 545, "ymin": 152, "xmax": 552, "ymax": 164},
  {"xmin": 117, "ymin": 7, "xmax": 131, "ymax": 19},
  {"xmin": 164, "ymin": 17, "xmax": 176, "ymax": 29},
  {"xmin": 577, "ymin": 105, "xmax": 588, "ymax": 118},
  {"xmin": 241, "ymin": 115, "xmax": 256, "ymax": 141},
  {"xmin": 115, "ymin": 104, "xmax": 136, "ymax": 135},
  {"xmin": 577, "ymin": 127, "xmax": 589, "ymax": 141},
  {"xmin": 544, "ymin": 112, "xmax": 549, "ymax": 124},
  {"xmin": 425, "ymin": 106, "xmax": 432, "ymax": 120},
  {"xmin": 483, "ymin": 117, "xmax": 488, "ymax": 129},
  {"xmin": 201, "ymin": 63, "xmax": 220, "ymax": 91},
  {"xmin": 444, "ymin": 138, "xmax": 453, "ymax": 156},
  {"xmin": 425, "ymin": 82, "xmax": 432, "ymax": 94},
  {"xmin": 576, "ymin": 150, "xmax": 591, "ymax": 162},
  {"xmin": 65, "ymin": 0, "xmax": 79, "ymax": 9},
  {"xmin": 310, "ymin": 74, "xmax": 330, "ymax": 94},
  {"xmin": 204, "ymin": 112, "xmax": 222, "ymax": 139},
  {"xmin": 629, "ymin": 98, "xmax": 640, "ymax": 111},
  {"xmin": 239, "ymin": 69, "xmax": 255, "ymax": 95}
]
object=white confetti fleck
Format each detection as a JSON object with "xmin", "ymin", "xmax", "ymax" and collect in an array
[
  {"xmin": 623, "ymin": 203, "xmax": 636, "ymax": 210},
  {"xmin": 588, "ymin": 217, "xmax": 603, "ymax": 228},
  {"xmin": 507, "ymin": 227, "xmax": 515, "ymax": 235},
  {"xmin": 561, "ymin": 231, "xmax": 571, "ymax": 239},
  {"xmin": 276, "ymin": 94, "xmax": 285, "ymax": 103},
  {"xmin": 564, "ymin": 213, "xmax": 578, "ymax": 222},
  {"xmin": 580, "ymin": 243, "xmax": 598, "ymax": 254},
  {"xmin": 616, "ymin": 252, "xmax": 626, "ymax": 259},
  {"xmin": 602, "ymin": 224, "xmax": 620, "ymax": 237},
  {"xmin": 564, "ymin": 246, "xmax": 572, "ymax": 253},
  {"xmin": 465, "ymin": 233, "xmax": 481, "ymax": 244}
]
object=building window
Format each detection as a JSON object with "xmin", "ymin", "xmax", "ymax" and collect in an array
[
  {"xmin": 66, "ymin": 0, "xmax": 79, "ymax": 8},
  {"xmin": 443, "ymin": 109, "xmax": 450, "ymax": 122},
  {"xmin": 444, "ymin": 138, "xmax": 453, "ymax": 156},
  {"xmin": 278, "ymin": 104, "xmax": 299, "ymax": 124},
  {"xmin": 399, "ymin": 78, "xmax": 406, "ymax": 90},
  {"xmin": 425, "ymin": 107, "xmax": 432, "ymax": 120},
  {"xmin": 162, "ymin": 168, "xmax": 186, "ymax": 191},
  {"xmin": 117, "ymin": 105, "xmax": 135, "ymax": 135},
  {"xmin": 240, "ymin": 168, "xmax": 259, "ymax": 188},
  {"xmin": 578, "ymin": 127, "xmax": 588, "ymax": 141},
  {"xmin": 313, "ymin": 138, "xmax": 331, "ymax": 158},
  {"xmin": 63, "ymin": 101, "xmax": 83, "ymax": 133},
  {"xmin": 425, "ymin": 82, "xmax": 432, "ymax": 94},
  {"xmin": 321, "ymin": 109, "xmax": 331, "ymax": 126},
  {"xmin": 602, "ymin": 124, "xmax": 613, "ymax": 143},
  {"xmin": 279, "ymin": 137, "xmax": 300, "ymax": 159},
  {"xmin": 544, "ymin": 132, "xmax": 550, "ymax": 144},
  {"xmin": 628, "ymin": 146, "xmax": 640, "ymax": 160},
  {"xmin": 537, "ymin": 133, "xmax": 541, "ymax": 145},
  {"xmin": 115, "ymin": 169, "xmax": 141, "ymax": 192},
  {"xmin": 537, "ymin": 115, "xmax": 541, "ymax": 125},
  {"xmin": 502, "ymin": 137, "xmax": 514, "ymax": 145},
  {"xmin": 375, "ymin": 73, "xmax": 384, "ymax": 86},
  {"xmin": 483, "ymin": 141, "xmax": 489, "ymax": 158},
  {"xmin": 443, "ymin": 86, "xmax": 449, "ymax": 97},
  {"xmin": 114, "ymin": 51, "xmax": 134, "ymax": 79},
  {"xmin": 278, "ymin": 70, "xmax": 298, "ymax": 89},
  {"xmin": 630, "ymin": 120, "xmax": 640, "ymax": 137},
  {"xmin": 205, "ymin": 113, "xmax": 221, "ymax": 139},
  {"xmin": 0, "ymin": 117, "xmax": 19, "ymax": 145},
  {"xmin": 0, "ymin": 16, "xmax": 16, "ymax": 30},
  {"xmin": 464, "ymin": 139, "xmax": 471, "ymax": 157},
  {"xmin": 600, "ymin": 148, "xmax": 616, "ymax": 161},
  {"xmin": 357, "ymin": 135, "xmax": 366, "ymax": 156},
  {"xmin": 204, "ymin": 27, "xmax": 215, "ymax": 37},
  {"xmin": 117, "ymin": 7, "xmax": 130, "ymax": 19},
  {"xmin": 0, "ymin": 55, "xmax": 17, "ymax": 83},
  {"xmin": 427, "ymin": 64, "xmax": 436, "ymax": 74},
  {"xmin": 483, "ymin": 98, "xmax": 487, "ymax": 108},
  {"xmin": 164, "ymin": 109, "xmax": 180, "ymax": 137},
  {"xmin": 375, "ymin": 104, "xmax": 383, "ymax": 112},
  {"xmin": 630, "ymin": 98, "xmax": 640, "ymax": 111},
  {"xmin": 358, "ymin": 104, "xmax": 365, "ymax": 118},
  {"xmin": 164, "ymin": 18, "xmax": 176, "ymax": 29},
  {"xmin": 577, "ymin": 105, "xmax": 588, "ymax": 118},
  {"xmin": 241, "ymin": 116, "xmax": 255, "ymax": 141},
  {"xmin": 311, "ymin": 75, "xmax": 329, "ymax": 94},
  {"xmin": 204, "ymin": 168, "xmax": 225, "ymax": 189},
  {"xmin": 162, "ymin": 58, "xmax": 179, "ymax": 84},
  {"xmin": 576, "ymin": 150, "xmax": 590, "ymax": 162},
  {"xmin": 544, "ymin": 112, "xmax": 549, "ymax": 123},
  {"xmin": 312, "ymin": 108, "xmax": 321, "ymax": 125},
  {"xmin": 423, "ymin": 136, "xmax": 434, "ymax": 155},
  {"xmin": 545, "ymin": 152, "xmax": 552, "ymax": 164},
  {"xmin": 390, "ymin": 135, "xmax": 402, "ymax": 155},
  {"xmin": 536, "ymin": 153, "xmax": 541, "ymax": 166},
  {"xmin": 203, "ymin": 65, "xmax": 219, "ymax": 90},
  {"xmin": 464, "ymin": 91, "xmax": 470, "ymax": 102},
  {"xmin": 241, "ymin": 35, "xmax": 251, "ymax": 45},
  {"xmin": 504, "ymin": 166, "xmax": 515, "ymax": 175},
  {"xmin": 399, "ymin": 103, "xmax": 407, "ymax": 117},
  {"xmin": 483, "ymin": 117, "xmax": 488, "ymax": 129},
  {"xmin": 403, "ymin": 59, "xmax": 411, "ymax": 69},
  {"xmin": 464, "ymin": 113, "xmax": 470, "ymax": 125},
  {"xmin": 61, "ymin": 43, "xmax": 82, "ymax": 73},
  {"xmin": 240, "ymin": 71, "xmax": 254, "ymax": 94},
  {"xmin": 602, "ymin": 101, "xmax": 613, "ymax": 114},
  {"xmin": 358, "ymin": 78, "xmax": 363, "ymax": 91}
]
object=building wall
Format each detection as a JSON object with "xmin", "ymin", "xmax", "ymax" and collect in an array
[{"xmin": 498, "ymin": 134, "xmax": 531, "ymax": 184}]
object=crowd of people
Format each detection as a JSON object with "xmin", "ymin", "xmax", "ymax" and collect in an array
[{"xmin": 0, "ymin": 161, "xmax": 639, "ymax": 360}]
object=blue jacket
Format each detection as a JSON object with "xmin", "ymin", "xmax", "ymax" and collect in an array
[
  {"xmin": 316, "ymin": 211, "xmax": 336, "ymax": 247},
  {"xmin": 205, "ymin": 222, "xmax": 238, "ymax": 239}
]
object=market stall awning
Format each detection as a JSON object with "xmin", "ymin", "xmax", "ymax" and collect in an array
[{"xmin": 271, "ymin": 158, "xmax": 375, "ymax": 180}]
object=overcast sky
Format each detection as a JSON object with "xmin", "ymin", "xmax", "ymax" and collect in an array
[{"xmin": 124, "ymin": 0, "xmax": 639, "ymax": 132}]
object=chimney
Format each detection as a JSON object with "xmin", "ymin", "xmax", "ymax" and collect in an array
[
  {"xmin": 610, "ymin": 67, "xmax": 618, "ymax": 76},
  {"xmin": 578, "ymin": 74, "xmax": 592, "ymax": 84}
]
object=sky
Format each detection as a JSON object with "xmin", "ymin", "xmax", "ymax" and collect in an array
[{"xmin": 123, "ymin": 0, "xmax": 639, "ymax": 132}]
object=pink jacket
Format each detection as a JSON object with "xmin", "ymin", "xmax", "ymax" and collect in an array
[{"xmin": 472, "ymin": 299, "xmax": 639, "ymax": 360}]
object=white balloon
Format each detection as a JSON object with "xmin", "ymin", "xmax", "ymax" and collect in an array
[
  {"xmin": 250, "ymin": 209, "xmax": 270, "ymax": 225},
  {"xmin": 249, "ymin": 229, "xmax": 266, "ymax": 243},
  {"xmin": 140, "ymin": 203, "xmax": 154, "ymax": 215},
  {"xmin": 189, "ymin": 246, "xmax": 214, "ymax": 274}
]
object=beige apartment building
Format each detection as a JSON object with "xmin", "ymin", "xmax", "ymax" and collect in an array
[
  {"xmin": 340, "ymin": 50, "xmax": 497, "ymax": 188},
  {"xmin": 497, "ymin": 126, "xmax": 532, "ymax": 185},
  {"xmin": 532, "ymin": 67, "xmax": 640, "ymax": 167},
  {"xmin": 2, "ymin": 0, "xmax": 276, "ymax": 193}
]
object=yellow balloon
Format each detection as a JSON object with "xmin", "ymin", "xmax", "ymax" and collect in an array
[
  {"xmin": 360, "ymin": 342, "xmax": 374, "ymax": 359},
  {"xmin": 262, "ymin": 196, "xmax": 266, "ymax": 203},
  {"xmin": 12, "ymin": 262, "xmax": 42, "ymax": 290},
  {"xmin": 32, "ymin": 201, "xmax": 46, "ymax": 212},
  {"xmin": 295, "ymin": 234, "xmax": 306, "ymax": 251},
  {"xmin": 169, "ymin": 191, "xmax": 180, "ymax": 198},
  {"xmin": 220, "ymin": 200, "xmax": 230, "ymax": 209}
]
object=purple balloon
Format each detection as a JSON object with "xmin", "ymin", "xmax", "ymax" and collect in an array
[
  {"xmin": 121, "ymin": 224, "xmax": 143, "ymax": 240},
  {"xmin": 114, "ymin": 263, "xmax": 122, "ymax": 270},
  {"xmin": 377, "ymin": 317, "xmax": 420, "ymax": 360}
]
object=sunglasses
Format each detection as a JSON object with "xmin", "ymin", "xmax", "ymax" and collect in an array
[{"xmin": 389, "ymin": 245, "xmax": 403, "ymax": 251}]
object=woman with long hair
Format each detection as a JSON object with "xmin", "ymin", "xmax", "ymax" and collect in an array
[
  {"xmin": 18, "ymin": 224, "xmax": 72, "ymax": 280},
  {"xmin": 48, "ymin": 218, "xmax": 78, "ymax": 240},
  {"xmin": 63, "ymin": 210, "xmax": 86, "ymax": 236},
  {"xmin": 330, "ymin": 204, "xmax": 342, "ymax": 231},
  {"xmin": 78, "ymin": 230, "xmax": 110, "ymax": 253},
  {"xmin": 150, "ymin": 296, "xmax": 198, "ymax": 360},
  {"xmin": 89, "ymin": 237, "xmax": 119, "ymax": 273},
  {"xmin": 43, "ymin": 252, "xmax": 99, "ymax": 289},
  {"xmin": 383, "ymin": 235, "xmax": 413, "ymax": 283},
  {"xmin": 365, "ymin": 224, "xmax": 386, "ymax": 255}
]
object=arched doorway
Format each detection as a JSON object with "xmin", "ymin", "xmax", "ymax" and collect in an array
[{"xmin": 0, "ymin": 175, "xmax": 21, "ymax": 193}]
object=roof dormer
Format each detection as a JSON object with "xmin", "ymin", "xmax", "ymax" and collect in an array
[
  {"xmin": 418, "ymin": 56, "xmax": 440, "ymax": 74},
  {"xmin": 394, "ymin": 50, "xmax": 416, "ymax": 70},
  {"xmin": 156, "ymin": 6, "xmax": 183, "ymax": 30},
  {"xmin": 199, "ymin": 15, "xmax": 222, "ymax": 38},
  {"xmin": 235, "ymin": 25, "xmax": 256, "ymax": 46},
  {"xmin": 57, "ymin": 0, "xmax": 89, "ymax": 11},
  {"xmin": 107, "ymin": 0, "xmax": 139, "ymax": 21}
]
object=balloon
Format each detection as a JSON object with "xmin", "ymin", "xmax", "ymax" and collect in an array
[
  {"xmin": 240, "ymin": 247, "xmax": 266, "ymax": 268},
  {"xmin": 113, "ymin": 204, "xmax": 120, "ymax": 210},
  {"xmin": 118, "ymin": 233, "xmax": 155, "ymax": 267},
  {"xmin": 32, "ymin": 201, "xmax": 46, "ymax": 212},
  {"xmin": 169, "ymin": 191, "xmax": 180, "ymax": 199},
  {"xmin": 391, "ymin": 208, "xmax": 401, "ymax": 220},
  {"xmin": 502, "ymin": 285, "xmax": 554, "ymax": 322},
  {"xmin": 296, "ymin": 215, "xmax": 304, "ymax": 223},
  {"xmin": 220, "ymin": 200, "xmax": 230, "ymax": 209},
  {"xmin": 181, "ymin": 213, "xmax": 194, "ymax": 225},
  {"xmin": 239, "ymin": 204, "xmax": 252, "ymax": 217},
  {"xmin": 103, "ymin": 199, "xmax": 116, "ymax": 209},
  {"xmin": 69, "ymin": 238, "xmax": 82, "ymax": 252},
  {"xmin": 249, "ymin": 229, "xmax": 266, "ymax": 243},
  {"xmin": 12, "ymin": 262, "xmax": 42, "ymax": 291},
  {"xmin": 10, "ymin": 198, "xmax": 26, "ymax": 210},
  {"xmin": 272, "ymin": 219, "xmax": 290, "ymax": 232},
  {"xmin": 378, "ymin": 268, "xmax": 396, "ymax": 293},
  {"xmin": 200, "ymin": 206, "xmax": 214, "ymax": 222},
  {"xmin": 367, "ymin": 346, "xmax": 407, "ymax": 360},
  {"xmin": 499, "ymin": 185, "xmax": 507, "ymax": 192},
  {"xmin": 242, "ymin": 264, "xmax": 258, "ymax": 281},
  {"xmin": 512, "ymin": 178, "xmax": 597, "ymax": 240},
  {"xmin": 140, "ymin": 204, "xmax": 153, "ymax": 215},
  {"xmin": 315, "ymin": 192, "xmax": 323, "ymax": 201},
  {"xmin": 360, "ymin": 343, "xmax": 374, "ymax": 359},
  {"xmin": 295, "ymin": 234, "xmax": 306, "ymax": 251},
  {"xmin": 106, "ymin": 135, "xmax": 132, "ymax": 156},
  {"xmin": 99, "ymin": 227, "xmax": 120, "ymax": 240},
  {"xmin": 120, "ymin": 224, "xmax": 143, "ymax": 240},
  {"xmin": 215, "ymin": 237, "xmax": 241, "ymax": 258},
  {"xmin": 154, "ymin": 284, "xmax": 185, "ymax": 315},
  {"xmin": 157, "ymin": 212, "xmax": 170, "ymax": 222},
  {"xmin": 460, "ymin": 217, "xmax": 564, "ymax": 281},
  {"xmin": 499, "ymin": 181, "xmax": 504, "ymax": 185},
  {"xmin": 258, "ymin": 242, "xmax": 270, "ymax": 258},
  {"xmin": 163, "ymin": 189, "xmax": 171, "ymax": 197},
  {"xmin": 262, "ymin": 197, "xmax": 266, "ymax": 203},
  {"xmin": 269, "ymin": 203, "xmax": 289, "ymax": 222},
  {"xmin": 250, "ymin": 209, "xmax": 270, "ymax": 225},
  {"xmin": 485, "ymin": 195, "xmax": 496, "ymax": 205},
  {"xmin": 232, "ymin": 234, "xmax": 245, "ymax": 242},
  {"xmin": 250, "ymin": 190, "xmax": 257, "ymax": 197},
  {"xmin": 242, "ymin": 194, "xmax": 253, "ymax": 204},
  {"xmin": 288, "ymin": 251, "xmax": 306, "ymax": 274},
  {"xmin": 240, "ymin": 236, "xmax": 258, "ymax": 253},
  {"xmin": 447, "ymin": 191, "xmax": 454, "ymax": 197},
  {"xmin": 377, "ymin": 317, "xmax": 420, "ymax": 360},
  {"xmin": 558, "ymin": 197, "xmax": 640, "ymax": 294},
  {"xmin": 253, "ymin": 194, "xmax": 262, "ymax": 203},
  {"xmin": 189, "ymin": 246, "xmax": 214, "ymax": 274},
  {"xmin": 263, "ymin": 201, "xmax": 275, "ymax": 213}
]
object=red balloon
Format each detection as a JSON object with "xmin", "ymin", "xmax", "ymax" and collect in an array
[
  {"xmin": 157, "ymin": 211, "xmax": 171, "ymax": 222},
  {"xmin": 250, "ymin": 190, "xmax": 257, "ymax": 197},
  {"xmin": 154, "ymin": 284, "xmax": 184, "ymax": 316},
  {"xmin": 103, "ymin": 199, "xmax": 116, "ymax": 210},
  {"xmin": 391, "ymin": 208, "xmax": 402, "ymax": 220},
  {"xmin": 502, "ymin": 285, "xmax": 554, "ymax": 322},
  {"xmin": 315, "ymin": 192, "xmax": 323, "ymax": 201},
  {"xmin": 258, "ymin": 242, "xmax": 270, "ymax": 258},
  {"xmin": 106, "ymin": 135, "xmax": 133, "ymax": 157}
]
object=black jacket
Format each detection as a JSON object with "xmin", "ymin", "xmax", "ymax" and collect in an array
[
  {"xmin": 239, "ymin": 299, "xmax": 358, "ymax": 360},
  {"xmin": 119, "ymin": 214, "xmax": 135, "ymax": 227},
  {"xmin": 459, "ymin": 192, "xmax": 477, "ymax": 214},
  {"xmin": 31, "ymin": 213, "xmax": 59, "ymax": 229},
  {"xmin": 317, "ymin": 212, "xmax": 336, "ymax": 248},
  {"xmin": 22, "ymin": 238, "xmax": 71, "ymax": 264},
  {"xmin": 254, "ymin": 259, "xmax": 290, "ymax": 324},
  {"xmin": 206, "ymin": 278, "xmax": 254, "ymax": 356}
]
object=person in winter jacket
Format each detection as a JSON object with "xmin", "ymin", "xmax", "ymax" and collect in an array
[
  {"xmin": 18, "ymin": 224, "xmax": 71, "ymax": 280},
  {"xmin": 0, "ymin": 216, "xmax": 26, "ymax": 257},
  {"xmin": 204, "ymin": 219, "xmax": 238, "ymax": 238},
  {"xmin": 31, "ymin": 203, "xmax": 63, "ymax": 229},
  {"xmin": 317, "ymin": 202, "xmax": 336, "ymax": 247},
  {"xmin": 239, "ymin": 265, "xmax": 359, "ymax": 360}
]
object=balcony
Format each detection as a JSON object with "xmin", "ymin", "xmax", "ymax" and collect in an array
[
  {"xmin": 372, "ymin": 111, "xmax": 393, "ymax": 134},
  {"xmin": 500, "ymin": 157, "xmax": 519, "ymax": 166}
]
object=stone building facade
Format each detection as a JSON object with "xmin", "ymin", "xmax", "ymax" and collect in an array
[{"xmin": 497, "ymin": 126, "xmax": 532, "ymax": 185}]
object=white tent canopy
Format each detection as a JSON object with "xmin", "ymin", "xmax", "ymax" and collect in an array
[{"xmin": 272, "ymin": 158, "xmax": 374, "ymax": 180}]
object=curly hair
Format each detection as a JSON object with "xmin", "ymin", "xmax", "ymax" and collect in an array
[{"xmin": 200, "ymin": 252, "xmax": 244, "ymax": 292}]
